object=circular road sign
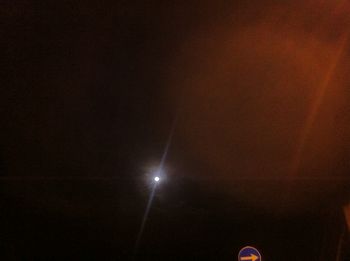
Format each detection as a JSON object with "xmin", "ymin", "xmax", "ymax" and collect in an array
[{"xmin": 238, "ymin": 246, "xmax": 261, "ymax": 261}]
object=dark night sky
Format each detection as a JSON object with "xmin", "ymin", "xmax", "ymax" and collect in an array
[{"xmin": 1, "ymin": 1, "xmax": 350, "ymax": 260}]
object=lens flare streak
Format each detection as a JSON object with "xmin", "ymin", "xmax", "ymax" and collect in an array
[{"xmin": 289, "ymin": 34, "xmax": 349, "ymax": 177}]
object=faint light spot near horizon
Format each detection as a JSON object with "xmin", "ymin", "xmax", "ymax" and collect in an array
[{"xmin": 154, "ymin": 176, "xmax": 160, "ymax": 182}]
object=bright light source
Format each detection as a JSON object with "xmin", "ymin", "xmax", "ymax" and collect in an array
[{"xmin": 154, "ymin": 176, "xmax": 160, "ymax": 182}]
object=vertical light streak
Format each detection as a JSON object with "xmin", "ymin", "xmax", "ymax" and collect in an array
[
  {"xmin": 133, "ymin": 182, "xmax": 157, "ymax": 257},
  {"xmin": 133, "ymin": 115, "xmax": 178, "ymax": 258},
  {"xmin": 289, "ymin": 34, "xmax": 348, "ymax": 177}
]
